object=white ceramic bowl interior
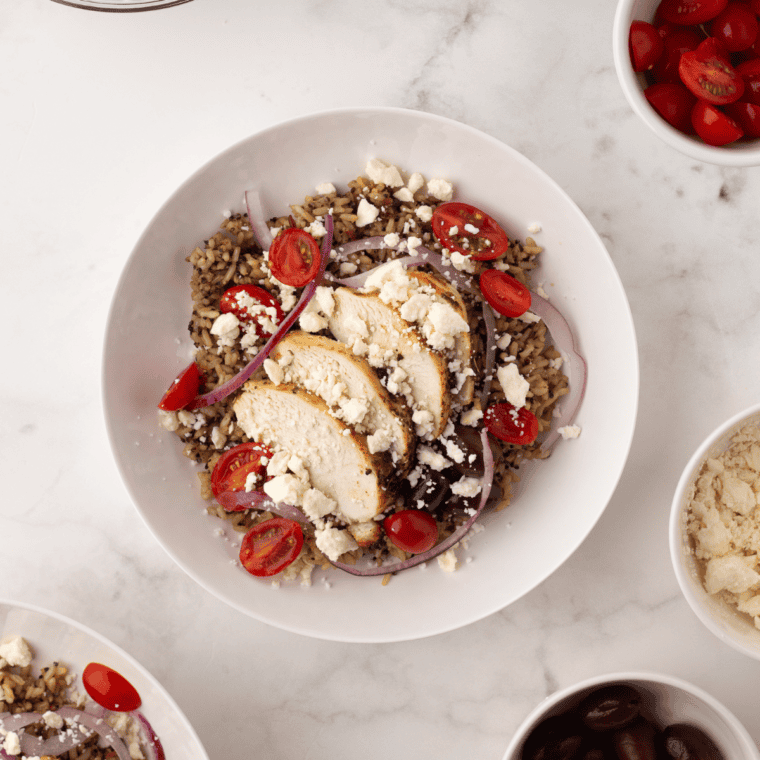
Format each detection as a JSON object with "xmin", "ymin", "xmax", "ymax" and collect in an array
[
  {"xmin": 612, "ymin": 0, "xmax": 760, "ymax": 166},
  {"xmin": 670, "ymin": 402, "xmax": 760, "ymax": 660},
  {"xmin": 0, "ymin": 598, "xmax": 209, "ymax": 759},
  {"xmin": 102, "ymin": 106, "xmax": 638, "ymax": 643},
  {"xmin": 503, "ymin": 671, "xmax": 760, "ymax": 760}
]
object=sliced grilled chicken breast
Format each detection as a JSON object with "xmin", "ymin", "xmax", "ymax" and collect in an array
[
  {"xmin": 233, "ymin": 381, "xmax": 391, "ymax": 523},
  {"xmin": 268, "ymin": 331, "xmax": 415, "ymax": 472},
  {"xmin": 407, "ymin": 270, "xmax": 474, "ymax": 406},
  {"xmin": 326, "ymin": 287, "xmax": 450, "ymax": 439}
]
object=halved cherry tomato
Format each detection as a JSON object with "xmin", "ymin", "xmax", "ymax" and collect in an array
[
  {"xmin": 679, "ymin": 37, "xmax": 744, "ymax": 104},
  {"xmin": 83, "ymin": 662, "xmax": 141, "ymax": 712},
  {"xmin": 724, "ymin": 99, "xmax": 760, "ymax": 134},
  {"xmin": 484, "ymin": 402, "xmax": 539, "ymax": 445},
  {"xmin": 710, "ymin": 2, "xmax": 758, "ymax": 51},
  {"xmin": 384, "ymin": 510, "xmax": 438, "ymax": 554},
  {"xmin": 736, "ymin": 58, "xmax": 760, "ymax": 103},
  {"xmin": 479, "ymin": 269, "xmax": 531, "ymax": 318},
  {"xmin": 268, "ymin": 228, "xmax": 321, "ymax": 287},
  {"xmin": 691, "ymin": 98, "xmax": 744, "ymax": 143},
  {"xmin": 157, "ymin": 362, "xmax": 203, "ymax": 411},
  {"xmin": 239, "ymin": 517, "xmax": 304, "ymax": 577},
  {"xmin": 753, "ymin": 0, "xmax": 760, "ymax": 13},
  {"xmin": 431, "ymin": 202, "xmax": 509, "ymax": 261},
  {"xmin": 651, "ymin": 25, "xmax": 705, "ymax": 84},
  {"xmin": 656, "ymin": 0, "xmax": 728, "ymax": 25},
  {"xmin": 211, "ymin": 441, "xmax": 273, "ymax": 500},
  {"xmin": 630, "ymin": 21, "xmax": 665, "ymax": 71},
  {"xmin": 645, "ymin": 81, "xmax": 698, "ymax": 132},
  {"xmin": 219, "ymin": 284, "xmax": 284, "ymax": 337}
]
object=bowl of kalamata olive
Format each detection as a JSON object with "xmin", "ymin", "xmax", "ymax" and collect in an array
[
  {"xmin": 613, "ymin": 0, "xmax": 760, "ymax": 165},
  {"xmin": 502, "ymin": 672, "xmax": 760, "ymax": 760}
]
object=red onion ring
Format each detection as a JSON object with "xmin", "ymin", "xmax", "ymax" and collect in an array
[
  {"xmin": 330, "ymin": 429, "xmax": 494, "ymax": 577},
  {"xmin": 244, "ymin": 188, "xmax": 274, "ymax": 250},
  {"xmin": 0, "ymin": 707, "xmax": 133, "ymax": 759},
  {"xmin": 135, "ymin": 712, "xmax": 166, "ymax": 760},
  {"xmin": 187, "ymin": 214, "xmax": 334, "ymax": 410},
  {"xmin": 217, "ymin": 489, "xmax": 309, "ymax": 523}
]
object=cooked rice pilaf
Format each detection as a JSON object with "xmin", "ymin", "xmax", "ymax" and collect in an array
[{"xmin": 159, "ymin": 161, "xmax": 569, "ymax": 583}]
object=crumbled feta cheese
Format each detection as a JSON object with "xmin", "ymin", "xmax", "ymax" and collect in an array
[
  {"xmin": 264, "ymin": 474, "xmax": 308, "ymax": 506},
  {"xmin": 393, "ymin": 187, "xmax": 414, "ymax": 202},
  {"xmin": 0, "ymin": 637, "xmax": 32, "ymax": 668},
  {"xmin": 427, "ymin": 177, "xmax": 454, "ymax": 201},
  {"xmin": 158, "ymin": 409, "xmax": 179, "ymax": 432},
  {"xmin": 263, "ymin": 358, "xmax": 285, "ymax": 385},
  {"xmin": 315, "ymin": 286, "xmax": 335, "ymax": 317},
  {"xmin": 451, "ymin": 476, "xmax": 482, "ymax": 498},
  {"xmin": 299, "ymin": 311, "xmax": 328, "ymax": 333},
  {"xmin": 528, "ymin": 222, "xmax": 542, "ymax": 234},
  {"xmin": 496, "ymin": 363, "xmax": 530, "ymax": 409},
  {"xmin": 315, "ymin": 525, "xmax": 358, "ymax": 561},
  {"xmin": 460, "ymin": 408, "xmax": 483, "ymax": 426},
  {"xmin": 367, "ymin": 426, "xmax": 394, "ymax": 454},
  {"xmin": 302, "ymin": 488, "xmax": 337, "ymax": 520},
  {"xmin": 356, "ymin": 198, "xmax": 380, "ymax": 227},
  {"xmin": 2, "ymin": 731, "xmax": 20, "ymax": 756},
  {"xmin": 417, "ymin": 445, "xmax": 449, "ymax": 472},
  {"xmin": 365, "ymin": 158, "xmax": 404, "ymax": 187},
  {"xmin": 519, "ymin": 310, "xmax": 541, "ymax": 324},
  {"xmin": 558, "ymin": 424, "xmax": 582, "ymax": 440},
  {"xmin": 383, "ymin": 232, "xmax": 401, "ymax": 248},
  {"xmin": 305, "ymin": 218, "xmax": 327, "ymax": 238},
  {"xmin": 316, "ymin": 182, "xmax": 336, "ymax": 195},
  {"xmin": 415, "ymin": 205, "xmax": 433, "ymax": 223},
  {"xmin": 438, "ymin": 548, "xmax": 458, "ymax": 572},
  {"xmin": 210, "ymin": 312, "xmax": 240, "ymax": 347},
  {"xmin": 43, "ymin": 710, "xmax": 64, "ymax": 729},
  {"xmin": 407, "ymin": 172, "xmax": 425, "ymax": 194}
]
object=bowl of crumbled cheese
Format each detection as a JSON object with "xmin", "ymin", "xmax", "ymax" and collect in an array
[{"xmin": 670, "ymin": 401, "xmax": 760, "ymax": 659}]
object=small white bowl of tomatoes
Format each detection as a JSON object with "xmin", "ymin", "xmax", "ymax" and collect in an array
[{"xmin": 613, "ymin": 0, "xmax": 760, "ymax": 165}]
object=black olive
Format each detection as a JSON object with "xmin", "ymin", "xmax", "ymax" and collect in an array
[
  {"xmin": 522, "ymin": 715, "xmax": 588, "ymax": 760},
  {"xmin": 661, "ymin": 724, "xmax": 724, "ymax": 760},
  {"xmin": 580, "ymin": 685, "xmax": 643, "ymax": 732},
  {"xmin": 613, "ymin": 719, "xmax": 661, "ymax": 760},
  {"xmin": 409, "ymin": 467, "xmax": 450, "ymax": 512}
]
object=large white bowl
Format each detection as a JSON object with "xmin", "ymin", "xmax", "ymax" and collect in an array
[
  {"xmin": 670, "ymin": 402, "xmax": 760, "ymax": 660},
  {"xmin": 503, "ymin": 671, "xmax": 760, "ymax": 760},
  {"xmin": 613, "ymin": 0, "xmax": 760, "ymax": 166},
  {"xmin": 0, "ymin": 598, "xmax": 209, "ymax": 758},
  {"xmin": 102, "ymin": 106, "xmax": 638, "ymax": 643}
]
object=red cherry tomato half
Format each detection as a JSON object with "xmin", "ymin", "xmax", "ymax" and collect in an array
[
  {"xmin": 268, "ymin": 228, "xmax": 322, "ymax": 288},
  {"xmin": 736, "ymin": 58, "xmax": 760, "ymax": 104},
  {"xmin": 82, "ymin": 663, "xmax": 141, "ymax": 712},
  {"xmin": 753, "ymin": 0, "xmax": 760, "ymax": 14},
  {"xmin": 657, "ymin": 0, "xmax": 728, "ymax": 25},
  {"xmin": 157, "ymin": 362, "xmax": 203, "ymax": 411},
  {"xmin": 384, "ymin": 510, "xmax": 438, "ymax": 554},
  {"xmin": 724, "ymin": 99, "xmax": 760, "ymax": 134},
  {"xmin": 211, "ymin": 441, "xmax": 273, "ymax": 501},
  {"xmin": 239, "ymin": 517, "xmax": 304, "ymax": 577},
  {"xmin": 479, "ymin": 269, "xmax": 531, "ymax": 318},
  {"xmin": 679, "ymin": 37, "xmax": 744, "ymax": 104},
  {"xmin": 431, "ymin": 202, "xmax": 510, "ymax": 261},
  {"xmin": 484, "ymin": 402, "xmax": 539, "ymax": 446},
  {"xmin": 710, "ymin": 2, "xmax": 758, "ymax": 51},
  {"xmin": 691, "ymin": 99, "xmax": 744, "ymax": 143},
  {"xmin": 219, "ymin": 284, "xmax": 284, "ymax": 337},
  {"xmin": 645, "ymin": 81, "xmax": 698, "ymax": 132},
  {"xmin": 630, "ymin": 21, "xmax": 666, "ymax": 71},
  {"xmin": 651, "ymin": 26, "xmax": 704, "ymax": 84}
]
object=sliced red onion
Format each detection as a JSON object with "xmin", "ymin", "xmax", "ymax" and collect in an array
[
  {"xmin": 187, "ymin": 214, "xmax": 334, "ymax": 410},
  {"xmin": 330, "ymin": 429, "xmax": 494, "ymax": 577},
  {"xmin": 135, "ymin": 712, "xmax": 166, "ymax": 760},
  {"xmin": 244, "ymin": 188, "xmax": 274, "ymax": 250},
  {"xmin": 217, "ymin": 489, "xmax": 309, "ymax": 523},
  {"xmin": 528, "ymin": 292, "xmax": 587, "ymax": 452},
  {"xmin": 0, "ymin": 712, "xmax": 42, "ymax": 732}
]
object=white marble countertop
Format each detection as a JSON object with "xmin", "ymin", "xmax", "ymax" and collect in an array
[{"xmin": 3, "ymin": 1, "xmax": 760, "ymax": 758}]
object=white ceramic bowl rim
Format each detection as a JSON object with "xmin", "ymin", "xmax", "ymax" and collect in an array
[
  {"xmin": 612, "ymin": 0, "xmax": 760, "ymax": 166},
  {"xmin": 670, "ymin": 401, "xmax": 760, "ymax": 660},
  {"xmin": 503, "ymin": 671, "xmax": 760, "ymax": 760},
  {"xmin": 0, "ymin": 597, "xmax": 210, "ymax": 758}
]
